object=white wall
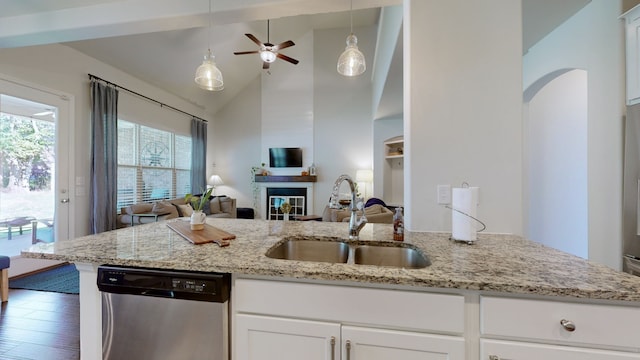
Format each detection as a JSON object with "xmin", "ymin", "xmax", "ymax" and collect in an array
[
  {"xmin": 526, "ymin": 69, "xmax": 588, "ymax": 258},
  {"xmin": 313, "ymin": 26, "xmax": 375, "ymax": 213},
  {"xmin": 404, "ymin": 0, "xmax": 523, "ymax": 234},
  {"xmin": 262, "ymin": 31, "xmax": 314, "ymax": 174},
  {"xmin": 523, "ymin": 0, "xmax": 625, "ymax": 269},
  {"xmin": 0, "ymin": 43, "xmax": 207, "ymax": 238},
  {"xmin": 209, "ymin": 76, "xmax": 262, "ymax": 208}
]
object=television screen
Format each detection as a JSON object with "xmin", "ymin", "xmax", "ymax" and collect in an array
[{"xmin": 269, "ymin": 148, "xmax": 303, "ymax": 168}]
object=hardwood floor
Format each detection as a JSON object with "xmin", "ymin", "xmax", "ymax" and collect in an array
[{"xmin": 0, "ymin": 289, "xmax": 80, "ymax": 360}]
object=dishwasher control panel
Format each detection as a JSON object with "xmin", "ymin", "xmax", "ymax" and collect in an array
[
  {"xmin": 171, "ymin": 278, "xmax": 215, "ymax": 293},
  {"xmin": 97, "ymin": 266, "xmax": 230, "ymax": 302}
]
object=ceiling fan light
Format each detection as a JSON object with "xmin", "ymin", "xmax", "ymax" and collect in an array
[
  {"xmin": 260, "ymin": 50, "xmax": 277, "ymax": 63},
  {"xmin": 195, "ymin": 50, "xmax": 224, "ymax": 91},
  {"xmin": 337, "ymin": 34, "xmax": 366, "ymax": 77}
]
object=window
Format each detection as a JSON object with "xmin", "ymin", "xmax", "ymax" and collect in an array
[{"xmin": 117, "ymin": 120, "xmax": 191, "ymax": 210}]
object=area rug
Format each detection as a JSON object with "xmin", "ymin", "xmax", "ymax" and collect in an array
[{"xmin": 9, "ymin": 264, "xmax": 79, "ymax": 294}]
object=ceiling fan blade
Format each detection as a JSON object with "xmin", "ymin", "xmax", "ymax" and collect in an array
[
  {"xmin": 274, "ymin": 40, "xmax": 295, "ymax": 51},
  {"xmin": 277, "ymin": 53, "xmax": 299, "ymax": 65},
  {"xmin": 245, "ymin": 33, "xmax": 263, "ymax": 47},
  {"xmin": 234, "ymin": 50, "xmax": 259, "ymax": 55},
  {"xmin": 263, "ymin": 61, "xmax": 270, "ymax": 70}
]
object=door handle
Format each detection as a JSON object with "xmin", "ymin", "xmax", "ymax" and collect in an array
[
  {"xmin": 345, "ymin": 340, "xmax": 351, "ymax": 360},
  {"xmin": 330, "ymin": 337, "xmax": 336, "ymax": 360},
  {"xmin": 61, "ymin": 198, "xmax": 70, "ymax": 203}
]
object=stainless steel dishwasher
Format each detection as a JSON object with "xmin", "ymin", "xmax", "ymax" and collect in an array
[{"xmin": 97, "ymin": 266, "xmax": 231, "ymax": 360}]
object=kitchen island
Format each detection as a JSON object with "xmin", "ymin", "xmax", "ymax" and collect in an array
[{"xmin": 22, "ymin": 218, "xmax": 640, "ymax": 359}]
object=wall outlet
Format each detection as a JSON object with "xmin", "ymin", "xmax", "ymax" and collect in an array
[{"xmin": 437, "ymin": 184, "xmax": 451, "ymax": 205}]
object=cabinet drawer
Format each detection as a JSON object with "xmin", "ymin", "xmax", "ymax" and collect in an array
[
  {"xmin": 482, "ymin": 339, "xmax": 640, "ymax": 360},
  {"xmin": 481, "ymin": 296, "xmax": 640, "ymax": 349},
  {"xmin": 235, "ymin": 278, "xmax": 465, "ymax": 334}
]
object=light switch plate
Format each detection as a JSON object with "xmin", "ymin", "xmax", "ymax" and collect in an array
[{"xmin": 437, "ymin": 184, "xmax": 451, "ymax": 205}]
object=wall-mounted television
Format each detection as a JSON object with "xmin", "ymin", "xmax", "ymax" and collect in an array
[{"xmin": 269, "ymin": 147, "xmax": 303, "ymax": 168}]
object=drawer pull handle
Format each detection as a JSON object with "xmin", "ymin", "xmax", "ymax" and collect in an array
[
  {"xmin": 330, "ymin": 337, "xmax": 336, "ymax": 360},
  {"xmin": 346, "ymin": 340, "xmax": 352, "ymax": 360},
  {"xmin": 560, "ymin": 319, "xmax": 576, "ymax": 332}
]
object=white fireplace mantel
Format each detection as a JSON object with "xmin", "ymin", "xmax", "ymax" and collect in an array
[{"xmin": 257, "ymin": 182, "xmax": 315, "ymax": 220}]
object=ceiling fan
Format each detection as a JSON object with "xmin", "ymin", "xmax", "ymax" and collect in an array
[{"xmin": 234, "ymin": 20, "xmax": 299, "ymax": 70}]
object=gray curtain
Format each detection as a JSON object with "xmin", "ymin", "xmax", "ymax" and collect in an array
[
  {"xmin": 191, "ymin": 118, "xmax": 207, "ymax": 194},
  {"xmin": 90, "ymin": 80, "xmax": 119, "ymax": 234}
]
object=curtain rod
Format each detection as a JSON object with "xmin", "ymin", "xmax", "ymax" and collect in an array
[{"xmin": 88, "ymin": 74, "xmax": 207, "ymax": 123}]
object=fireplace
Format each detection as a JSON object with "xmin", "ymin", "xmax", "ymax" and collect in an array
[
  {"xmin": 266, "ymin": 187, "xmax": 307, "ymax": 220},
  {"xmin": 255, "ymin": 176, "xmax": 316, "ymax": 220}
]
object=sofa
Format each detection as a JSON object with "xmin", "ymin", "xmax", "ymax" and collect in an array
[
  {"xmin": 321, "ymin": 203, "xmax": 393, "ymax": 224},
  {"xmin": 118, "ymin": 195, "xmax": 236, "ymax": 227}
]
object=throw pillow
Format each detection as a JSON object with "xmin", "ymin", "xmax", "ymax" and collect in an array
[
  {"xmin": 177, "ymin": 204, "xmax": 193, "ymax": 217},
  {"xmin": 209, "ymin": 197, "xmax": 221, "ymax": 214},
  {"xmin": 365, "ymin": 197, "xmax": 387, "ymax": 208},
  {"xmin": 220, "ymin": 197, "xmax": 233, "ymax": 214},
  {"xmin": 152, "ymin": 201, "xmax": 174, "ymax": 215}
]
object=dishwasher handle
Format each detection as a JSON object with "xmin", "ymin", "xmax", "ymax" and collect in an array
[{"xmin": 141, "ymin": 289, "xmax": 176, "ymax": 298}]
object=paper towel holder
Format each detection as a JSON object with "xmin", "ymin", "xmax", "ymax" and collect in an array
[
  {"xmin": 447, "ymin": 205, "xmax": 486, "ymax": 244},
  {"xmin": 447, "ymin": 182, "xmax": 486, "ymax": 245}
]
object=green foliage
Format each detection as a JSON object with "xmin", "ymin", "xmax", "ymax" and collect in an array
[
  {"xmin": 0, "ymin": 114, "xmax": 55, "ymax": 190},
  {"xmin": 185, "ymin": 187, "xmax": 213, "ymax": 211}
]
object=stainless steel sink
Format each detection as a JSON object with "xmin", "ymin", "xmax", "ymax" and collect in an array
[
  {"xmin": 354, "ymin": 245, "xmax": 430, "ymax": 269},
  {"xmin": 266, "ymin": 239, "xmax": 349, "ymax": 263},
  {"xmin": 266, "ymin": 238, "xmax": 430, "ymax": 269}
]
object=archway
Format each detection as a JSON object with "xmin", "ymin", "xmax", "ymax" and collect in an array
[{"xmin": 523, "ymin": 69, "xmax": 588, "ymax": 258}]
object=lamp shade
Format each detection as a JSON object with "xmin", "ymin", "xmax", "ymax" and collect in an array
[
  {"xmin": 208, "ymin": 175, "xmax": 224, "ymax": 187},
  {"xmin": 195, "ymin": 50, "xmax": 224, "ymax": 91},
  {"xmin": 355, "ymin": 169, "xmax": 373, "ymax": 182},
  {"xmin": 337, "ymin": 34, "xmax": 366, "ymax": 77}
]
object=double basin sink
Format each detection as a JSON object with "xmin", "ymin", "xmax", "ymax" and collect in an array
[{"xmin": 266, "ymin": 237, "xmax": 430, "ymax": 269}]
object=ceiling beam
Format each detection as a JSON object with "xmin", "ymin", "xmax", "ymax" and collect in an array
[{"xmin": 0, "ymin": 0, "xmax": 401, "ymax": 48}]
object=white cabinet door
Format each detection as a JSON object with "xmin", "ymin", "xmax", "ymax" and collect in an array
[
  {"xmin": 235, "ymin": 314, "xmax": 340, "ymax": 360},
  {"xmin": 625, "ymin": 6, "xmax": 640, "ymax": 105},
  {"xmin": 482, "ymin": 339, "xmax": 640, "ymax": 360},
  {"xmin": 342, "ymin": 325, "xmax": 465, "ymax": 360}
]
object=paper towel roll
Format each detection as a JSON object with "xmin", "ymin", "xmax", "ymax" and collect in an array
[{"xmin": 452, "ymin": 187, "xmax": 479, "ymax": 242}]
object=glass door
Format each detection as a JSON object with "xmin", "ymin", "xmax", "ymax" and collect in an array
[{"xmin": 0, "ymin": 78, "xmax": 71, "ymax": 256}]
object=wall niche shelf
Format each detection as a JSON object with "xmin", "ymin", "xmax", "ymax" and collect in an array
[
  {"xmin": 384, "ymin": 136, "xmax": 404, "ymax": 159},
  {"xmin": 255, "ymin": 175, "xmax": 317, "ymax": 183}
]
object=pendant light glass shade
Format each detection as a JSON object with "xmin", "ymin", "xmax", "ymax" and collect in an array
[
  {"xmin": 194, "ymin": 0, "xmax": 223, "ymax": 91},
  {"xmin": 337, "ymin": 33, "xmax": 366, "ymax": 76},
  {"xmin": 195, "ymin": 49, "xmax": 224, "ymax": 91}
]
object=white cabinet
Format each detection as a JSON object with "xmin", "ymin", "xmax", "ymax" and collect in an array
[
  {"xmin": 234, "ymin": 279, "xmax": 466, "ymax": 360},
  {"xmin": 480, "ymin": 296, "xmax": 640, "ymax": 359},
  {"xmin": 482, "ymin": 339, "xmax": 640, "ymax": 360},
  {"xmin": 234, "ymin": 314, "xmax": 464, "ymax": 360},
  {"xmin": 343, "ymin": 326, "xmax": 464, "ymax": 360},
  {"xmin": 623, "ymin": 5, "xmax": 640, "ymax": 105},
  {"xmin": 235, "ymin": 314, "xmax": 340, "ymax": 360}
]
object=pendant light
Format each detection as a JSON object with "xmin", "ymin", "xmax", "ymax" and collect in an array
[
  {"xmin": 337, "ymin": 0, "xmax": 366, "ymax": 77},
  {"xmin": 195, "ymin": 0, "xmax": 224, "ymax": 91}
]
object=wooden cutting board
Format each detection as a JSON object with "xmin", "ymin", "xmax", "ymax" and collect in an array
[{"xmin": 167, "ymin": 221, "xmax": 236, "ymax": 246}]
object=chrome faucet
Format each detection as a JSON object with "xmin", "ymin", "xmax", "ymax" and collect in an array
[{"xmin": 329, "ymin": 174, "xmax": 368, "ymax": 240}]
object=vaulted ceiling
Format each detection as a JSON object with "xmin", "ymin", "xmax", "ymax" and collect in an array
[{"xmin": 0, "ymin": 0, "xmax": 592, "ymax": 117}]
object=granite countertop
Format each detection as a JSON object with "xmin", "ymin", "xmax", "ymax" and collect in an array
[{"xmin": 21, "ymin": 218, "xmax": 640, "ymax": 302}]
